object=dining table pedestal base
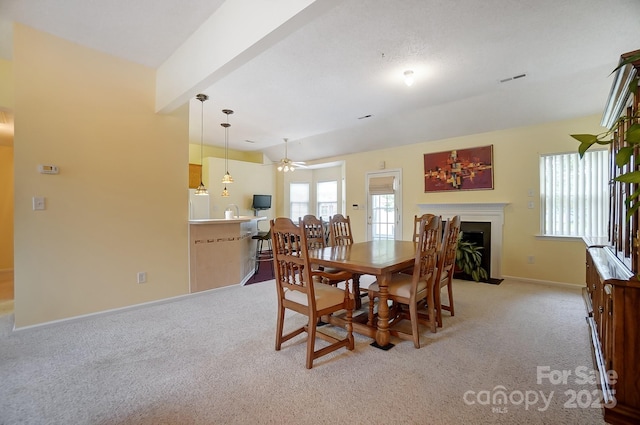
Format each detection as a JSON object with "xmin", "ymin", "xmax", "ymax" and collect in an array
[{"xmin": 370, "ymin": 341, "xmax": 395, "ymax": 350}]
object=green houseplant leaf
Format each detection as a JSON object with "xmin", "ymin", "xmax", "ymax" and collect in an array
[
  {"xmin": 627, "ymin": 123, "xmax": 640, "ymax": 144},
  {"xmin": 614, "ymin": 171, "xmax": 640, "ymax": 184},
  {"xmin": 616, "ymin": 147, "xmax": 634, "ymax": 167},
  {"xmin": 455, "ymin": 232, "xmax": 488, "ymax": 282}
]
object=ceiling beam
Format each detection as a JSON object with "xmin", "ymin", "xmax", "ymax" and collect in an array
[{"xmin": 155, "ymin": 0, "xmax": 340, "ymax": 114}]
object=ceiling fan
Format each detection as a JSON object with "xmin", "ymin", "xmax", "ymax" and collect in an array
[{"xmin": 277, "ymin": 138, "xmax": 306, "ymax": 172}]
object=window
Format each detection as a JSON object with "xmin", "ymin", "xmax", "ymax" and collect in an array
[
  {"xmin": 540, "ymin": 150, "xmax": 608, "ymax": 237},
  {"xmin": 290, "ymin": 182, "xmax": 309, "ymax": 220},
  {"xmin": 367, "ymin": 172, "xmax": 401, "ymax": 240},
  {"xmin": 317, "ymin": 181, "xmax": 337, "ymax": 220}
]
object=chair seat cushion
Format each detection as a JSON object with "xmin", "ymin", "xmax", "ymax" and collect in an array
[
  {"xmin": 284, "ymin": 282, "xmax": 348, "ymax": 310},
  {"xmin": 439, "ymin": 269, "xmax": 451, "ymax": 281},
  {"xmin": 368, "ymin": 272, "xmax": 428, "ymax": 299}
]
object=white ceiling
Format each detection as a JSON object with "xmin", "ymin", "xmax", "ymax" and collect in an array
[{"xmin": 1, "ymin": 0, "xmax": 639, "ymax": 163}]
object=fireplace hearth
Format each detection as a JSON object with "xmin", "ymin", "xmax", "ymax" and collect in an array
[{"xmin": 417, "ymin": 202, "xmax": 508, "ymax": 279}]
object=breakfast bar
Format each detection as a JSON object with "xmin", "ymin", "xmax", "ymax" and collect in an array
[{"xmin": 189, "ymin": 216, "xmax": 266, "ymax": 292}]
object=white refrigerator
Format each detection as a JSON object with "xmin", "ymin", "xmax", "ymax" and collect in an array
[{"xmin": 188, "ymin": 189, "xmax": 210, "ymax": 219}]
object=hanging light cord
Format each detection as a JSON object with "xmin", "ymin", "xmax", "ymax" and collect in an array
[
  {"xmin": 200, "ymin": 100, "xmax": 204, "ymax": 170},
  {"xmin": 225, "ymin": 115, "xmax": 229, "ymax": 173}
]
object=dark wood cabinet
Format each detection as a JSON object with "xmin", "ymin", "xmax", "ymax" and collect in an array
[
  {"xmin": 584, "ymin": 246, "xmax": 640, "ymax": 424},
  {"xmin": 584, "ymin": 50, "xmax": 640, "ymax": 425},
  {"xmin": 188, "ymin": 163, "xmax": 202, "ymax": 189}
]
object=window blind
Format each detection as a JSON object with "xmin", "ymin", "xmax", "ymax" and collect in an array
[
  {"xmin": 369, "ymin": 176, "xmax": 396, "ymax": 195},
  {"xmin": 540, "ymin": 150, "xmax": 608, "ymax": 237}
]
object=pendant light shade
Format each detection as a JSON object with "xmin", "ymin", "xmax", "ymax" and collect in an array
[
  {"xmin": 403, "ymin": 70, "xmax": 415, "ymax": 87},
  {"xmin": 221, "ymin": 109, "xmax": 234, "ymax": 190},
  {"xmin": 195, "ymin": 93, "xmax": 209, "ymax": 195}
]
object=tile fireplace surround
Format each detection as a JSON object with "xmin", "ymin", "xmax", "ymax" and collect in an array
[{"xmin": 417, "ymin": 203, "xmax": 508, "ymax": 279}]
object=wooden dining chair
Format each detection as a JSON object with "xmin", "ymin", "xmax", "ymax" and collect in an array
[
  {"xmin": 400, "ymin": 213, "xmax": 437, "ymax": 275},
  {"xmin": 367, "ymin": 215, "xmax": 442, "ymax": 347},
  {"xmin": 435, "ymin": 215, "xmax": 461, "ymax": 327},
  {"xmin": 329, "ymin": 214, "xmax": 354, "ymax": 247},
  {"xmin": 270, "ymin": 217, "xmax": 355, "ymax": 369},
  {"xmin": 300, "ymin": 215, "xmax": 352, "ymax": 286},
  {"xmin": 328, "ymin": 213, "xmax": 367, "ymax": 307},
  {"xmin": 412, "ymin": 213, "xmax": 436, "ymax": 242},
  {"xmin": 299, "ymin": 215, "xmax": 327, "ymax": 250}
]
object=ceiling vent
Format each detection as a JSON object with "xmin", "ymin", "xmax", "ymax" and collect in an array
[{"xmin": 499, "ymin": 73, "xmax": 527, "ymax": 83}]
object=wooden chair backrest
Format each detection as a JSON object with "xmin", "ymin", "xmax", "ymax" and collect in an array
[
  {"xmin": 411, "ymin": 215, "xmax": 442, "ymax": 294},
  {"xmin": 329, "ymin": 214, "xmax": 354, "ymax": 246},
  {"xmin": 438, "ymin": 215, "xmax": 461, "ymax": 280},
  {"xmin": 300, "ymin": 215, "xmax": 326, "ymax": 250},
  {"xmin": 412, "ymin": 213, "xmax": 436, "ymax": 242},
  {"xmin": 270, "ymin": 217, "xmax": 315, "ymax": 307}
]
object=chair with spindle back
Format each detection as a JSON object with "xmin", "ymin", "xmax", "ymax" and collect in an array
[
  {"xmin": 367, "ymin": 215, "xmax": 442, "ymax": 346},
  {"xmin": 434, "ymin": 215, "xmax": 461, "ymax": 327},
  {"xmin": 271, "ymin": 217, "xmax": 355, "ymax": 369}
]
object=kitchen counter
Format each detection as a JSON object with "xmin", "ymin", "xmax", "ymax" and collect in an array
[
  {"xmin": 188, "ymin": 216, "xmax": 267, "ymax": 292},
  {"xmin": 189, "ymin": 216, "xmax": 266, "ymax": 224}
]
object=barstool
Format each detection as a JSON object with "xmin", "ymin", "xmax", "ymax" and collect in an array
[{"xmin": 252, "ymin": 229, "xmax": 273, "ymax": 277}]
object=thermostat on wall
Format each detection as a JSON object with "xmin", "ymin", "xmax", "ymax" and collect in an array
[{"xmin": 38, "ymin": 164, "xmax": 59, "ymax": 174}]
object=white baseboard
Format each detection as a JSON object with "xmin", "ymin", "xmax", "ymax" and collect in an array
[
  {"xmin": 12, "ymin": 283, "xmax": 242, "ymax": 333},
  {"xmin": 501, "ymin": 275, "xmax": 583, "ymax": 291}
]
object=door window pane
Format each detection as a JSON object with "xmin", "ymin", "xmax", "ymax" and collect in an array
[{"xmin": 371, "ymin": 194, "xmax": 395, "ymax": 240}]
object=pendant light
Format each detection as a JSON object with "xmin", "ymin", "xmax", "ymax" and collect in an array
[
  {"xmin": 403, "ymin": 70, "xmax": 415, "ymax": 87},
  {"xmin": 194, "ymin": 94, "xmax": 209, "ymax": 195},
  {"xmin": 221, "ymin": 109, "xmax": 234, "ymax": 197}
]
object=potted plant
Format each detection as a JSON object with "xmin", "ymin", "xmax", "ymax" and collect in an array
[
  {"xmin": 573, "ymin": 51, "xmax": 640, "ymax": 218},
  {"xmin": 455, "ymin": 232, "xmax": 489, "ymax": 282}
]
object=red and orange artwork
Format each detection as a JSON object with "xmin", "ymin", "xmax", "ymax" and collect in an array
[{"xmin": 423, "ymin": 145, "xmax": 494, "ymax": 192}]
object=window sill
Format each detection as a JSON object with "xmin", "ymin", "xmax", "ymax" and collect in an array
[{"xmin": 535, "ymin": 234, "xmax": 584, "ymax": 242}]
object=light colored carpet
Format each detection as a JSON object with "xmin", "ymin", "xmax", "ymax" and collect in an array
[{"xmin": 0, "ymin": 278, "xmax": 607, "ymax": 425}]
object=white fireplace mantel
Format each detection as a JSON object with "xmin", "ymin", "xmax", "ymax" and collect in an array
[{"xmin": 417, "ymin": 202, "xmax": 509, "ymax": 278}]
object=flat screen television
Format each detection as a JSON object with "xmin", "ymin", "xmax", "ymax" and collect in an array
[{"xmin": 252, "ymin": 194, "xmax": 272, "ymax": 210}]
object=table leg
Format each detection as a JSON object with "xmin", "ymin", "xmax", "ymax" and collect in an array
[
  {"xmin": 353, "ymin": 273, "xmax": 361, "ymax": 309},
  {"xmin": 371, "ymin": 272, "xmax": 394, "ymax": 350}
]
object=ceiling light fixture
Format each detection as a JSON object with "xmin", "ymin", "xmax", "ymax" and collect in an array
[
  {"xmin": 277, "ymin": 138, "xmax": 295, "ymax": 172},
  {"xmin": 194, "ymin": 94, "xmax": 209, "ymax": 196},
  {"xmin": 403, "ymin": 70, "xmax": 415, "ymax": 87},
  {"xmin": 221, "ymin": 109, "xmax": 234, "ymax": 197}
]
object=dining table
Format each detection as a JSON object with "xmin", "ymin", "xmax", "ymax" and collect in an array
[{"xmin": 308, "ymin": 240, "xmax": 419, "ymax": 349}]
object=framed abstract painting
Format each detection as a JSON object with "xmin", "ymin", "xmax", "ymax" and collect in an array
[{"xmin": 423, "ymin": 145, "xmax": 494, "ymax": 192}]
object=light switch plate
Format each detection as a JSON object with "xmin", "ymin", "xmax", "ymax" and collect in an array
[{"xmin": 33, "ymin": 197, "xmax": 45, "ymax": 210}]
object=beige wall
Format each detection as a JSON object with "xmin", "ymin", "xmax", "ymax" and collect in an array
[
  {"xmin": 203, "ymin": 156, "xmax": 275, "ymax": 226},
  {"xmin": 188, "ymin": 143, "xmax": 264, "ymax": 164},
  {"xmin": 0, "ymin": 58, "xmax": 13, "ymax": 108},
  {"xmin": 329, "ymin": 114, "xmax": 603, "ymax": 286},
  {"xmin": 13, "ymin": 24, "xmax": 190, "ymax": 327}
]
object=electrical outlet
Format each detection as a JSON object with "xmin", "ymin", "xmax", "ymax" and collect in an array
[
  {"xmin": 527, "ymin": 256, "xmax": 535, "ymax": 264},
  {"xmin": 137, "ymin": 272, "xmax": 147, "ymax": 284}
]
